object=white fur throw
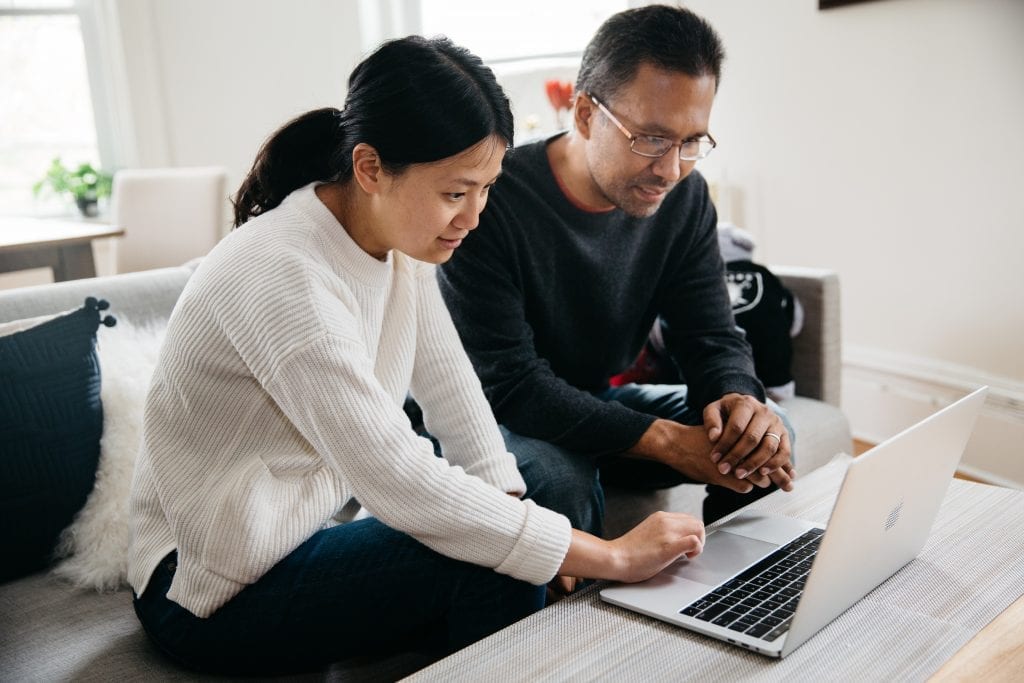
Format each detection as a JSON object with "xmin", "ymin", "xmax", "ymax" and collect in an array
[{"xmin": 52, "ymin": 319, "xmax": 165, "ymax": 591}]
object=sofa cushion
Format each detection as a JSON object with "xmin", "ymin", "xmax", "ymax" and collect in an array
[
  {"xmin": 53, "ymin": 319, "xmax": 165, "ymax": 591},
  {"xmin": 0, "ymin": 298, "xmax": 115, "ymax": 582},
  {"xmin": 0, "ymin": 570, "xmax": 432, "ymax": 681}
]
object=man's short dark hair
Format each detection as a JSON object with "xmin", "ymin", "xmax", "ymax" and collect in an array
[{"xmin": 576, "ymin": 5, "xmax": 725, "ymax": 101}]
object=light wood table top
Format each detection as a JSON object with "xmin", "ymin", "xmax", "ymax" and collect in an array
[
  {"xmin": 0, "ymin": 216, "xmax": 124, "ymax": 282},
  {"xmin": 0, "ymin": 216, "xmax": 124, "ymax": 251},
  {"xmin": 931, "ymin": 593, "xmax": 1024, "ymax": 681}
]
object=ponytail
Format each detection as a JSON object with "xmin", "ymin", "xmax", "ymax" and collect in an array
[{"xmin": 232, "ymin": 108, "xmax": 347, "ymax": 228}]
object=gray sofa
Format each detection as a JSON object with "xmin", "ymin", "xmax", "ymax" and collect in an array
[{"xmin": 0, "ymin": 264, "xmax": 850, "ymax": 681}]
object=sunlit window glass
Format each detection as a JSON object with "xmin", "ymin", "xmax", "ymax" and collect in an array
[
  {"xmin": 0, "ymin": 1, "xmax": 99, "ymax": 215},
  {"xmin": 420, "ymin": 0, "xmax": 626, "ymax": 62}
]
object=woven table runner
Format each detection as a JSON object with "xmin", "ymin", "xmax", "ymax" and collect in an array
[{"xmin": 405, "ymin": 455, "xmax": 1024, "ymax": 682}]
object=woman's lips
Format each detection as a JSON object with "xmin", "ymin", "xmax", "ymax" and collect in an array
[{"xmin": 438, "ymin": 237, "xmax": 463, "ymax": 249}]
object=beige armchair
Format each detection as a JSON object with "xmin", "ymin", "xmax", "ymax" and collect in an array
[{"xmin": 110, "ymin": 167, "xmax": 228, "ymax": 274}]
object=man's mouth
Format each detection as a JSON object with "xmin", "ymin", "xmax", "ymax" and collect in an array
[{"xmin": 635, "ymin": 185, "xmax": 670, "ymax": 201}]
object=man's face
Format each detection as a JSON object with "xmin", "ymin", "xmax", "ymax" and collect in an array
[{"xmin": 581, "ymin": 63, "xmax": 716, "ymax": 218}]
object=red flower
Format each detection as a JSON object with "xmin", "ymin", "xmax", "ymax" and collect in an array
[{"xmin": 544, "ymin": 79, "xmax": 574, "ymax": 111}]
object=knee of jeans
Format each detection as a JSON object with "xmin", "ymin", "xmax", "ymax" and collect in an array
[{"xmin": 504, "ymin": 431, "xmax": 597, "ymax": 495}]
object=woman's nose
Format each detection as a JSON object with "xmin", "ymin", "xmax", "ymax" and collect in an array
[{"xmin": 453, "ymin": 197, "xmax": 483, "ymax": 231}]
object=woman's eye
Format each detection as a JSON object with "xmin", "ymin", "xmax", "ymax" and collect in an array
[{"xmin": 446, "ymin": 192, "xmax": 466, "ymax": 201}]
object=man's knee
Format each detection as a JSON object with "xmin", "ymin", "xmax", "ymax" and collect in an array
[{"xmin": 500, "ymin": 427, "xmax": 604, "ymax": 535}]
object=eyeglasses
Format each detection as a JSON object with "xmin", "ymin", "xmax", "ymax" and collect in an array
[{"xmin": 588, "ymin": 93, "xmax": 717, "ymax": 162}]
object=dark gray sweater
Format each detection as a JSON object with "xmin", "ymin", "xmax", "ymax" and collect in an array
[{"xmin": 439, "ymin": 136, "xmax": 763, "ymax": 456}]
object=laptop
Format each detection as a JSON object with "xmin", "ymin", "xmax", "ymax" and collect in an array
[{"xmin": 600, "ymin": 386, "xmax": 988, "ymax": 658}]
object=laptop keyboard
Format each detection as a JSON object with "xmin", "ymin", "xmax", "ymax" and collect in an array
[{"xmin": 679, "ymin": 528, "xmax": 824, "ymax": 642}]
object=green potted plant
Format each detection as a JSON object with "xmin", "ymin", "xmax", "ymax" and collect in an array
[{"xmin": 33, "ymin": 158, "xmax": 113, "ymax": 218}]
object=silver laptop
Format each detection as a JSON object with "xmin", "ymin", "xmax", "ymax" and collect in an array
[{"xmin": 600, "ymin": 386, "xmax": 988, "ymax": 658}]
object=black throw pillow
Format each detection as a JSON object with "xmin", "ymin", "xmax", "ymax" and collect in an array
[{"xmin": 0, "ymin": 297, "xmax": 116, "ymax": 583}]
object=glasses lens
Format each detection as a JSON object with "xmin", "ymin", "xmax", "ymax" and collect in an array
[
  {"xmin": 679, "ymin": 138, "xmax": 715, "ymax": 161},
  {"xmin": 631, "ymin": 135, "xmax": 673, "ymax": 158}
]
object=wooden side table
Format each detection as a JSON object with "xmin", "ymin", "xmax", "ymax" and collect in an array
[{"xmin": 0, "ymin": 217, "xmax": 124, "ymax": 282}]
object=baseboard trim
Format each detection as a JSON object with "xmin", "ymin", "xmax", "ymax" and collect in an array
[
  {"xmin": 955, "ymin": 463, "xmax": 1023, "ymax": 490},
  {"xmin": 842, "ymin": 345, "xmax": 1023, "ymax": 489},
  {"xmin": 844, "ymin": 346, "xmax": 1024, "ymax": 417}
]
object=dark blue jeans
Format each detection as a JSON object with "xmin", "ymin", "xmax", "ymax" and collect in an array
[
  {"xmin": 133, "ymin": 518, "xmax": 545, "ymax": 676},
  {"xmin": 503, "ymin": 383, "xmax": 795, "ymax": 536}
]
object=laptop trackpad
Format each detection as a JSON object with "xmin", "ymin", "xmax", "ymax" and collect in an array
[{"xmin": 664, "ymin": 531, "xmax": 779, "ymax": 586}]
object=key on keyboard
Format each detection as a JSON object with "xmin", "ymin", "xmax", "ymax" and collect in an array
[{"xmin": 679, "ymin": 528, "xmax": 824, "ymax": 641}]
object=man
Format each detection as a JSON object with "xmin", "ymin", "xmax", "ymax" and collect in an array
[{"xmin": 439, "ymin": 5, "xmax": 794, "ymax": 536}]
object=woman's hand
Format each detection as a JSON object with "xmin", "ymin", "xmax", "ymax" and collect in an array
[
  {"xmin": 557, "ymin": 512, "xmax": 705, "ymax": 585},
  {"xmin": 606, "ymin": 511, "xmax": 706, "ymax": 583}
]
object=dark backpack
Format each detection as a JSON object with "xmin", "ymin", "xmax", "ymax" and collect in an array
[
  {"xmin": 724, "ymin": 260, "xmax": 795, "ymax": 389},
  {"xmin": 610, "ymin": 260, "xmax": 796, "ymax": 394}
]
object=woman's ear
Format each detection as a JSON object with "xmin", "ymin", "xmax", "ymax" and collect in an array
[
  {"xmin": 351, "ymin": 143, "xmax": 384, "ymax": 194},
  {"xmin": 574, "ymin": 94, "xmax": 595, "ymax": 140}
]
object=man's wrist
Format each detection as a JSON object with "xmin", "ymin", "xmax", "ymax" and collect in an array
[{"xmin": 628, "ymin": 418, "xmax": 694, "ymax": 466}]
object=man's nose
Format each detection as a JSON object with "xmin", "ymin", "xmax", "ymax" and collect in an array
[{"xmin": 651, "ymin": 150, "xmax": 686, "ymax": 183}]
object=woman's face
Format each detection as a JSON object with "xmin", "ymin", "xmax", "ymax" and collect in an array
[{"xmin": 371, "ymin": 135, "xmax": 505, "ymax": 264}]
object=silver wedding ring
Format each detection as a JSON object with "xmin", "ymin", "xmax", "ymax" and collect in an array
[{"xmin": 764, "ymin": 432, "xmax": 782, "ymax": 444}]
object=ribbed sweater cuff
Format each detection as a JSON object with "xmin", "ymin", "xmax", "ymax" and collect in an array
[{"xmin": 495, "ymin": 500, "xmax": 572, "ymax": 585}]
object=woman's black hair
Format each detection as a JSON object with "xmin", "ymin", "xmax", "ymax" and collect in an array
[{"xmin": 233, "ymin": 35, "xmax": 513, "ymax": 227}]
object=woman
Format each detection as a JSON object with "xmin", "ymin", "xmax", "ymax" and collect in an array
[{"xmin": 128, "ymin": 36, "xmax": 705, "ymax": 675}]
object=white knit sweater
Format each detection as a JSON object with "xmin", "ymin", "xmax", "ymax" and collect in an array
[{"xmin": 127, "ymin": 183, "xmax": 572, "ymax": 618}]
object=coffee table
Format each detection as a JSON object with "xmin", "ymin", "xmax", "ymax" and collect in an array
[
  {"xmin": 0, "ymin": 217, "xmax": 124, "ymax": 282},
  {"xmin": 405, "ymin": 455, "xmax": 1024, "ymax": 681}
]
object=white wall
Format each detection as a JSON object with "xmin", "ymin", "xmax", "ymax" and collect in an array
[
  {"xmin": 683, "ymin": 0, "xmax": 1024, "ymax": 485},
  {"xmin": 112, "ymin": 0, "xmax": 365, "ymax": 212}
]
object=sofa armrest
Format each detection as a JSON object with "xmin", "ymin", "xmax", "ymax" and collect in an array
[{"xmin": 771, "ymin": 265, "xmax": 842, "ymax": 407}]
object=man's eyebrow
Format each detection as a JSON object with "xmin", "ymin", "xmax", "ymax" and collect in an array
[
  {"xmin": 622, "ymin": 112, "xmax": 707, "ymax": 139},
  {"xmin": 638, "ymin": 123, "xmax": 708, "ymax": 140}
]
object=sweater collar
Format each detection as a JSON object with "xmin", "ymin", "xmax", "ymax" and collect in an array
[{"xmin": 287, "ymin": 182, "xmax": 393, "ymax": 287}]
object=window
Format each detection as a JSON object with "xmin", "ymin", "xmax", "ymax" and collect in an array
[
  {"xmin": 0, "ymin": 0, "xmax": 100, "ymax": 216},
  {"xmin": 419, "ymin": 0, "xmax": 626, "ymax": 63},
  {"xmin": 417, "ymin": 1, "xmax": 627, "ymax": 142}
]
